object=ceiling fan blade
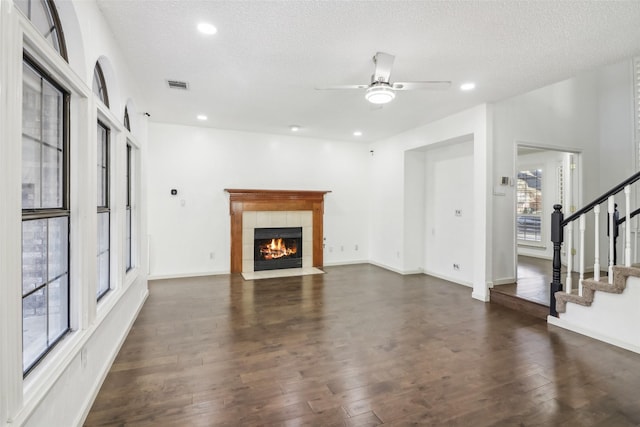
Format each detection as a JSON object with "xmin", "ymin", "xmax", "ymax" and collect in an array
[
  {"xmin": 315, "ymin": 84, "xmax": 369, "ymax": 90},
  {"xmin": 392, "ymin": 81, "xmax": 452, "ymax": 90},
  {"xmin": 373, "ymin": 52, "xmax": 395, "ymax": 83}
]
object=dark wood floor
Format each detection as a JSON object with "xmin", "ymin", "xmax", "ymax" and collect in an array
[
  {"xmin": 85, "ymin": 264, "xmax": 640, "ymax": 426},
  {"xmin": 493, "ymin": 256, "xmax": 604, "ymax": 308}
]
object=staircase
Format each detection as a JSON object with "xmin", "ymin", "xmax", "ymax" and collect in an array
[{"xmin": 548, "ymin": 171, "xmax": 640, "ymax": 354}]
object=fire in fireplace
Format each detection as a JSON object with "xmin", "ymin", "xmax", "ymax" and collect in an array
[{"xmin": 254, "ymin": 227, "xmax": 302, "ymax": 271}]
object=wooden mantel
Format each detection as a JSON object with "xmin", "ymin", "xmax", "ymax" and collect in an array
[{"xmin": 224, "ymin": 189, "xmax": 331, "ymax": 273}]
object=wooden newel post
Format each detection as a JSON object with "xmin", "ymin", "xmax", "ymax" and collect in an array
[{"xmin": 550, "ymin": 204, "xmax": 564, "ymax": 317}]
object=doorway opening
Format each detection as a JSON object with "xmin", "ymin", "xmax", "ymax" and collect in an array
[{"xmin": 513, "ymin": 144, "xmax": 581, "ymax": 304}]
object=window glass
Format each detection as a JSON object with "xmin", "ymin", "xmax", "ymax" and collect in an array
[
  {"xmin": 15, "ymin": 0, "xmax": 67, "ymax": 60},
  {"xmin": 92, "ymin": 63, "xmax": 109, "ymax": 107},
  {"xmin": 22, "ymin": 61, "xmax": 64, "ymax": 210},
  {"xmin": 125, "ymin": 144, "xmax": 133, "ymax": 271},
  {"xmin": 123, "ymin": 107, "xmax": 130, "ymax": 132},
  {"xmin": 97, "ymin": 122, "xmax": 110, "ymax": 299},
  {"xmin": 517, "ymin": 169, "xmax": 543, "ymax": 242},
  {"xmin": 22, "ymin": 58, "xmax": 70, "ymax": 374}
]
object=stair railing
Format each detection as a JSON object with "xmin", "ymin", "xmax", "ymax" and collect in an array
[
  {"xmin": 617, "ymin": 206, "xmax": 640, "ymax": 265},
  {"xmin": 550, "ymin": 171, "xmax": 640, "ymax": 316}
]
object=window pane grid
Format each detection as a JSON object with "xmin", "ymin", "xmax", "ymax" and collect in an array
[
  {"xmin": 22, "ymin": 58, "xmax": 70, "ymax": 375},
  {"xmin": 125, "ymin": 144, "xmax": 133, "ymax": 271},
  {"xmin": 15, "ymin": 0, "xmax": 67, "ymax": 61},
  {"xmin": 97, "ymin": 122, "xmax": 110, "ymax": 299},
  {"xmin": 517, "ymin": 169, "xmax": 543, "ymax": 242}
]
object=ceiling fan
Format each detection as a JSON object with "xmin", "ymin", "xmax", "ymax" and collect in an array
[{"xmin": 317, "ymin": 52, "xmax": 451, "ymax": 105}]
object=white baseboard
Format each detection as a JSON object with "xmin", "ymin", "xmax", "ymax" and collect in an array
[
  {"xmin": 368, "ymin": 260, "xmax": 430, "ymax": 275},
  {"xmin": 148, "ymin": 270, "xmax": 230, "ymax": 280},
  {"xmin": 472, "ymin": 291, "xmax": 491, "ymax": 302},
  {"xmin": 324, "ymin": 259, "xmax": 369, "ymax": 267},
  {"xmin": 547, "ymin": 315, "xmax": 640, "ymax": 355},
  {"xmin": 492, "ymin": 277, "xmax": 516, "ymax": 286},
  {"xmin": 75, "ymin": 287, "xmax": 149, "ymax": 426},
  {"xmin": 421, "ymin": 269, "xmax": 473, "ymax": 288}
]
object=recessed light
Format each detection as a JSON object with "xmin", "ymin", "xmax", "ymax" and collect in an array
[
  {"xmin": 353, "ymin": 131, "xmax": 363, "ymax": 137},
  {"xmin": 197, "ymin": 22, "xmax": 217, "ymax": 35},
  {"xmin": 290, "ymin": 125, "xmax": 300, "ymax": 132},
  {"xmin": 197, "ymin": 115, "xmax": 207, "ymax": 121},
  {"xmin": 460, "ymin": 82, "xmax": 476, "ymax": 91}
]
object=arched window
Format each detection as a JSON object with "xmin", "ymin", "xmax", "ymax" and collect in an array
[
  {"xmin": 92, "ymin": 62, "xmax": 109, "ymax": 107},
  {"xmin": 15, "ymin": 0, "xmax": 67, "ymax": 61},
  {"xmin": 123, "ymin": 106, "xmax": 130, "ymax": 132}
]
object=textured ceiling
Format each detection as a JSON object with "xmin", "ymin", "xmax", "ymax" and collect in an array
[{"xmin": 95, "ymin": 0, "xmax": 640, "ymax": 142}]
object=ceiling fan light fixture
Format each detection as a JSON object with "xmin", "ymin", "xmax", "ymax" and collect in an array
[{"xmin": 365, "ymin": 85, "xmax": 395, "ymax": 104}]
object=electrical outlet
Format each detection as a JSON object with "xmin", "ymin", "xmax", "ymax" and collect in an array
[
  {"xmin": 209, "ymin": 252, "xmax": 215, "ymax": 260},
  {"xmin": 355, "ymin": 244, "xmax": 358, "ymax": 251},
  {"xmin": 341, "ymin": 245, "xmax": 344, "ymax": 252}
]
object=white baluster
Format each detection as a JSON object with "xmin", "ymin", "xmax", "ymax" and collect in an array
[
  {"xmin": 625, "ymin": 185, "xmax": 631, "ymax": 266},
  {"xmin": 608, "ymin": 196, "xmax": 615, "ymax": 284},
  {"xmin": 566, "ymin": 222, "xmax": 573, "ymax": 294},
  {"xmin": 579, "ymin": 214, "xmax": 585, "ymax": 296},
  {"xmin": 594, "ymin": 205, "xmax": 600, "ymax": 281},
  {"xmin": 633, "ymin": 216, "xmax": 638, "ymax": 263}
]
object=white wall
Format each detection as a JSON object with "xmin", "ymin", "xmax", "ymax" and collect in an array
[
  {"xmin": 423, "ymin": 139, "xmax": 475, "ymax": 285},
  {"xmin": 369, "ymin": 105, "xmax": 490, "ymax": 301},
  {"xmin": 146, "ymin": 123, "xmax": 370, "ymax": 278},
  {"xmin": 491, "ymin": 59, "xmax": 635, "ymax": 284},
  {"xmin": 0, "ymin": 1, "xmax": 149, "ymax": 426}
]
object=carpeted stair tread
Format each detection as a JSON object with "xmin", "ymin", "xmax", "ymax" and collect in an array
[{"xmin": 555, "ymin": 265, "xmax": 640, "ymax": 313}]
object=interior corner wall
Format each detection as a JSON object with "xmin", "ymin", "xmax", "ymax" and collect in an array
[
  {"xmin": 368, "ymin": 105, "xmax": 489, "ymax": 300},
  {"xmin": 146, "ymin": 123, "xmax": 370, "ymax": 278},
  {"xmin": 491, "ymin": 58, "xmax": 635, "ymax": 283},
  {"xmin": 403, "ymin": 151, "xmax": 426, "ymax": 273},
  {"xmin": 423, "ymin": 140, "xmax": 475, "ymax": 285}
]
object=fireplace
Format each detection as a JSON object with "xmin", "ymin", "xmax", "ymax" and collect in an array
[
  {"xmin": 254, "ymin": 227, "xmax": 302, "ymax": 271},
  {"xmin": 224, "ymin": 189, "xmax": 331, "ymax": 273}
]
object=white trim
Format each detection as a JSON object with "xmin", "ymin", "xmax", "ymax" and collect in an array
[
  {"xmin": 421, "ymin": 268, "xmax": 474, "ymax": 288},
  {"xmin": 324, "ymin": 259, "xmax": 369, "ymax": 267},
  {"xmin": 12, "ymin": 281, "xmax": 147, "ymax": 426},
  {"xmin": 547, "ymin": 315, "xmax": 640, "ymax": 355},
  {"xmin": 0, "ymin": 0, "xmax": 24, "ymax": 419},
  {"xmin": 148, "ymin": 270, "xmax": 230, "ymax": 281},
  {"xmin": 492, "ymin": 277, "xmax": 517, "ymax": 286},
  {"xmin": 75, "ymin": 288, "xmax": 149, "ymax": 427},
  {"xmin": 472, "ymin": 291, "xmax": 491, "ymax": 302},
  {"xmin": 368, "ymin": 260, "xmax": 418, "ymax": 275}
]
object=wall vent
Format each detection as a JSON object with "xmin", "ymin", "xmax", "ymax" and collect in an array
[{"xmin": 167, "ymin": 80, "xmax": 189, "ymax": 90}]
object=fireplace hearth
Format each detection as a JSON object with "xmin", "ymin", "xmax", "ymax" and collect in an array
[
  {"xmin": 254, "ymin": 227, "xmax": 303, "ymax": 271},
  {"xmin": 224, "ymin": 189, "xmax": 331, "ymax": 273}
]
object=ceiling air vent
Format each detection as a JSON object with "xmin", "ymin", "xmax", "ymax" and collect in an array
[{"xmin": 167, "ymin": 80, "xmax": 189, "ymax": 90}]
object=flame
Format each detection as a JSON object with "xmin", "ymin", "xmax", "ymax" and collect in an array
[{"xmin": 259, "ymin": 238, "xmax": 297, "ymax": 260}]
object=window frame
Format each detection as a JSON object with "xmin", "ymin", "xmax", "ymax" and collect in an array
[
  {"xmin": 125, "ymin": 142, "xmax": 133, "ymax": 272},
  {"xmin": 96, "ymin": 120, "xmax": 110, "ymax": 301},
  {"xmin": 123, "ymin": 106, "xmax": 130, "ymax": 132},
  {"xmin": 92, "ymin": 62, "xmax": 109, "ymax": 108},
  {"xmin": 15, "ymin": 0, "xmax": 68, "ymax": 61},
  {"xmin": 21, "ymin": 54, "xmax": 71, "ymax": 376}
]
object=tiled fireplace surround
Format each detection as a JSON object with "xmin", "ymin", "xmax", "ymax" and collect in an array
[
  {"xmin": 224, "ymin": 189, "xmax": 330, "ymax": 274},
  {"xmin": 242, "ymin": 211, "xmax": 312, "ymax": 273}
]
